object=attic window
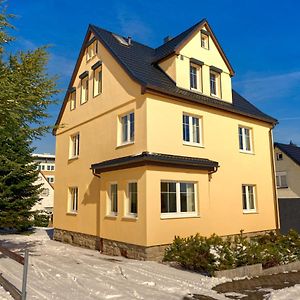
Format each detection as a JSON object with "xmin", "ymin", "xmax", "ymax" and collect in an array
[
  {"xmin": 200, "ymin": 30, "xmax": 209, "ymax": 50},
  {"xmin": 112, "ymin": 34, "xmax": 130, "ymax": 46},
  {"xmin": 86, "ymin": 39, "xmax": 98, "ymax": 61},
  {"xmin": 276, "ymin": 153, "xmax": 283, "ymax": 161}
]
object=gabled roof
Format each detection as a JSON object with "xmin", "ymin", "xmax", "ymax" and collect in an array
[
  {"xmin": 275, "ymin": 143, "xmax": 300, "ymax": 166},
  {"xmin": 91, "ymin": 152, "xmax": 219, "ymax": 173},
  {"xmin": 53, "ymin": 21, "xmax": 277, "ymax": 135}
]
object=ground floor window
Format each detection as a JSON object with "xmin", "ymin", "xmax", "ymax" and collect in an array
[
  {"xmin": 109, "ymin": 183, "xmax": 118, "ymax": 216},
  {"xmin": 69, "ymin": 187, "xmax": 78, "ymax": 213},
  {"xmin": 161, "ymin": 181, "xmax": 196, "ymax": 217},
  {"xmin": 127, "ymin": 182, "xmax": 138, "ymax": 216},
  {"xmin": 242, "ymin": 185, "xmax": 256, "ymax": 213}
]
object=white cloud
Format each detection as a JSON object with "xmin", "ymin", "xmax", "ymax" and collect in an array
[{"xmin": 234, "ymin": 71, "xmax": 300, "ymax": 102}]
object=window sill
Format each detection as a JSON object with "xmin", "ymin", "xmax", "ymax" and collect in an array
[
  {"xmin": 277, "ymin": 186, "xmax": 288, "ymax": 189},
  {"xmin": 104, "ymin": 215, "xmax": 117, "ymax": 220},
  {"xmin": 66, "ymin": 212, "xmax": 77, "ymax": 216},
  {"xmin": 183, "ymin": 142, "xmax": 204, "ymax": 148},
  {"xmin": 190, "ymin": 88, "xmax": 203, "ymax": 94},
  {"xmin": 243, "ymin": 210, "xmax": 258, "ymax": 214},
  {"xmin": 210, "ymin": 94, "xmax": 221, "ymax": 100},
  {"xmin": 80, "ymin": 100, "xmax": 88, "ymax": 106},
  {"xmin": 160, "ymin": 213, "xmax": 199, "ymax": 220},
  {"xmin": 116, "ymin": 141, "xmax": 134, "ymax": 149},
  {"xmin": 239, "ymin": 150, "xmax": 254, "ymax": 155},
  {"xmin": 122, "ymin": 216, "xmax": 138, "ymax": 221},
  {"xmin": 68, "ymin": 156, "xmax": 79, "ymax": 161},
  {"xmin": 93, "ymin": 92, "xmax": 102, "ymax": 98}
]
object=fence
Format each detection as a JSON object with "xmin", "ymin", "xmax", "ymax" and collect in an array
[{"xmin": 0, "ymin": 245, "xmax": 29, "ymax": 300}]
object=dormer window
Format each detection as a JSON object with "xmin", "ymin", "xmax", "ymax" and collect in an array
[
  {"xmin": 201, "ymin": 30, "xmax": 209, "ymax": 50},
  {"xmin": 210, "ymin": 67, "xmax": 222, "ymax": 98}
]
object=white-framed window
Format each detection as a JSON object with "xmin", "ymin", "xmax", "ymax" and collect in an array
[
  {"xmin": 69, "ymin": 187, "xmax": 78, "ymax": 213},
  {"xmin": 190, "ymin": 64, "xmax": 202, "ymax": 91},
  {"xmin": 161, "ymin": 181, "xmax": 197, "ymax": 218},
  {"xmin": 201, "ymin": 33, "xmax": 209, "ymax": 49},
  {"xmin": 276, "ymin": 172, "xmax": 288, "ymax": 188},
  {"xmin": 127, "ymin": 182, "xmax": 138, "ymax": 216},
  {"xmin": 120, "ymin": 112, "xmax": 134, "ymax": 144},
  {"xmin": 46, "ymin": 176, "xmax": 55, "ymax": 184},
  {"xmin": 80, "ymin": 76, "xmax": 89, "ymax": 104},
  {"xmin": 210, "ymin": 71, "xmax": 221, "ymax": 97},
  {"xmin": 50, "ymin": 165, "xmax": 55, "ymax": 171},
  {"xmin": 276, "ymin": 153, "xmax": 283, "ymax": 161},
  {"xmin": 239, "ymin": 126, "xmax": 253, "ymax": 153},
  {"xmin": 93, "ymin": 65, "xmax": 102, "ymax": 97},
  {"xmin": 70, "ymin": 90, "xmax": 76, "ymax": 110},
  {"xmin": 109, "ymin": 183, "xmax": 118, "ymax": 216},
  {"xmin": 69, "ymin": 133, "xmax": 80, "ymax": 158},
  {"xmin": 47, "ymin": 165, "xmax": 51, "ymax": 171},
  {"xmin": 242, "ymin": 185, "xmax": 256, "ymax": 213},
  {"xmin": 41, "ymin": 164, "xmax": 45, "ymax": 171},
  {"xmin": 86, "ymin": 41, "xmax": 98, "ymax": 61},
  {"xmin": 183, "ymin": 114, "xmax": 202, "ymax": 145}
]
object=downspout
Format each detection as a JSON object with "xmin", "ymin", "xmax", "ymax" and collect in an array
[
  {"xmin": 92, "ymin": 168, "xmax": 101, "ymax": 178},
  {"xmin": 208, "ymin": 165, "xmax": 219, "ymax": 181},
  {"xmin": 269, "ymin": 124, "xmax": 280, "ymax": 232}
]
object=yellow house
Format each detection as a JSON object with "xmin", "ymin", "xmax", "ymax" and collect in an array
[{"xmin": 53, "ymin": 19, "xmax": 279, "ymax": 260}]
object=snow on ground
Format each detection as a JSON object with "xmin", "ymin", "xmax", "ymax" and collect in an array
[
  {"xmin": 266, "ymin": 284, "xmax": 300, "ymax": 300},
  {"xmin": 0, "ymin": 228, "xmax": 230, "ymax": 299}
]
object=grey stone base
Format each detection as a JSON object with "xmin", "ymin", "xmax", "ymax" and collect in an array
[
  {"xmin": 54, "ymin": 228, "xmax": 101, "ymax": 250},
  {"xmin": 53, "ymin": 228, "xmax": 167, "ymax": 261}
]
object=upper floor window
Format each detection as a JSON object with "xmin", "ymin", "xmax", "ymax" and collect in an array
[
  {"xmin": 93, "ymin": 65, "xmax": 102, "ymax": 97},
  {"xmin": 183, "ymin": 114, "xmax": 202, "ymax": 145},
  {"xmin": 127, "ymin": 182, "xmax": 138, "ymax": 216},
  {"xmin": 46, "ymin": 176, "xmax": 55, "ymax": 184},
  {"xmin": 70, "ymin": 90, "xmax": 76, "ymax": 111},
  {"xmin": 276, "ymin": 172, "xmax": 288, "ymax": 188},
  {"xmin": 109, "ymin": 183, "xmax": 118, "ymax": 216},
  {"xmin": 210, "ymin": 71, "xmax": 221, "ymax": 97},
  {"xmin": 80, "ymin": 75, "xmax": 89, "ymax": 104},
  {"xmin": 276, "ymin": 153, "xmax": 283, "ymax": 161},
  {"xmin": 120, "ymin": 112, "xmax": 134, "ymax": 144},
  {"xmin": 70, "ymin": 133, "xmax": 80, "ymax": 159},
  {"xmin": 242, "ymin": 185, "xmax": 256, "ymax": 213},
  {"xmin": 190, "ymin": 64, "xmax": 202, "ymax": 91},
  {"xmin": 161, "ymin": 181, "xmax": 197, "ymax": 217},
  {"xmin": 86, "ymin": 40, "xmax": 98, "ymax": 61},
  {"xmin": 239, "ymin": 126, "xmax": 252, "ymax": 153},
  {"xmin": 201, "ymin": 32, "xmax": 209, "ymax": 49},
  {"xmin": 69, "ymin": 187, "xmax": 78, "ymax": 213}
]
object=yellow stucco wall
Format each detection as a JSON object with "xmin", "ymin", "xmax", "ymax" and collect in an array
[{"xmin": 275, "ymin": 147, "xmax": 300, "ymax": 198}]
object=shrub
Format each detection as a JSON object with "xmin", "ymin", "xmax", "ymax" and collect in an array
[
  {"xmin": 163, "ymin": 229, "xmax": 300, "ymax": 275},
  {"xmin": 33, "ymin": 211, "xmax": 51, "ymax": 227}
]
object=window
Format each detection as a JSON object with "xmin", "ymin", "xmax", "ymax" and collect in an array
[
  {"xmin": 70, "ymin": 90, "xmax": 76, "ymax": 110},
  {"xmin": 161, "ymin": 181, "xmax": 197, "ymax": 217},
  {"xmin": 276, "ymin": 153, "xmax": 283, "ymax": 161},
  {"xmin": 276, "ymin": 172, "xmax": 288, "ymax": 188},
  {"xmin": 109, "ymin": 184, "xmax": 118, "ymax": 215},
  {"xmin": 41, "ymin": 165, "xmax": 45, "ymax": 171},
  {"xmin": 120, "ymin": 112, "xmax": 134, "ymax": 144},
  {"xmin": 239, "ymin": 126, "xmax": 252, "ymax": 152},
  {"xmin": 47, "ymin": 176, "xmax": 55, "ymax": 183},
  {"xmin": 127, "ymin": 182, "xmax": 138, "ymax": 216},
  {"xmin": 190, "ymin": 64, "xmax": 202, "ymax": 91},
  {"xmin": 47, "ymin": 165, "xmax": 51, "ymax": 171},
  {"xmin": 210, "ymin": 71, "xmax": 221, "ymax": 97},
  {"xmin": 41, "ymin": 188, "xmax": 49, "ymax": 197},
  {"xmin": 51, "ymin": 165, "xmax": 55, "ymax": 171},
  {"xmin": 93, "ymin": 66, "xmax": 102, "ymax": 97},
  {"xmin": 70, "ymin": 133, "xmax": 80, "ymax": 158},
  {"xmin": 69, "ymin": 187, "xmax": 78, "ymax": 213},
  {"xmin": 86, "ymin": 41, "xmax": 98, "ymax": 61},
  {"xmin": 183, "ymin": 114, "xmax": 201, "ymax": 145},
  {"xmin": 242, "ymin": 185, "xmax": 256, "ymax": 213},
  {"xmin": 80, "ymin": 76, "xmax": 89, "ymax": 104},
  {"xmin": 201, "ymin": 32, "xmax": 209, "ymax": 49}
]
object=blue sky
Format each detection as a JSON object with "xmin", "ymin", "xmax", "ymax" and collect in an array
[{"xmin": 7, "ymin": 0, "xmax": 300, "ymax": 154}]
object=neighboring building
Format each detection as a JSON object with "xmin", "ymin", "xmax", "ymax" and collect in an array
[
  {"xmin": 32, "ymin": 172, "xmax": 54, "ymax": 213},
  {"xmin": 53, "ymin": 19, "xmax": 278, "ymax": 260},
  {"xmin": 274, "ymin": 142, "xmax": 300, "ymax": 234},
  {"xmin": 32, "ymin": 153, "xmax": 56, "ymax": 185}
]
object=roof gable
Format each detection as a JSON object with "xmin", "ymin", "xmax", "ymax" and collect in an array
[{"xmin": 275, "ymin": 143, "xmax": 300, "ymax": 166}]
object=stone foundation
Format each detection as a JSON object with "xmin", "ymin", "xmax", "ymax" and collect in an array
[{"xmin": 53, "ymin": 228, "xmax": 168, "ymax": 261}]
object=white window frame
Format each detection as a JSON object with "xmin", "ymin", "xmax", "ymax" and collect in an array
[
  {"xmin": 80, "ymin": 76, "xmax": 89, "ymax": 104},
  {"xmin": 160, "ymin": 181, "xmax": 198, "ymax": 219},
  {"xmin": 242, "ymin": 185, "xmax": 257, "ymax": 213},
  {"xmin": 276, "ymin": 153, "xmax": 283, "ymax": 161},
  {"xmin": 46, "ymin": 176, "xmax": 55, "ymax": 184},
  {"xmin": 68, "ymin": 187, "xmax": 78, "ymax": 213},
  {"xmin": 239, "ymin": 126, "xmax": 253, "ymax": 153},
  {"xmin": 210, "ymin": 71, "xmax": 221, "ymax": 98},
  {"xmin": 201, "ymin": 33, "xmax": 209, "ymax": 49},
  {"xmin": 93, "ymin": 65, "xmax": 102, "ymax": 97},
  {"xmin": 86, "ymin": 41, "xmax": 98, "ymax": 61},
  {"xmin": 182, "ymin": 113, "xmax": 203, "ymax": 146},
  {"xmin": 119, "ymin": 112, "xmax": 134, "ymax": 145},
  {"xmin": 276, "ymin": 172, "xmax": 288, "ymax": 188},
  {"xmin": 190, "ymin": 64, "xmax": 202, "ymax": 92},
  {"xmin": 69, "ymin": 133, "xmax": 80, "ymax": 159},
  {"xmin": 70, "ymin": 90, "xmax": 76, "ymax": 110},
  {"xmin": 108, "ymin": 183, "xmax": 118, "ymax": 216},
  {"xmin": 126, "ymin": 181, "xmax": 138, "ymax": 217}
]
